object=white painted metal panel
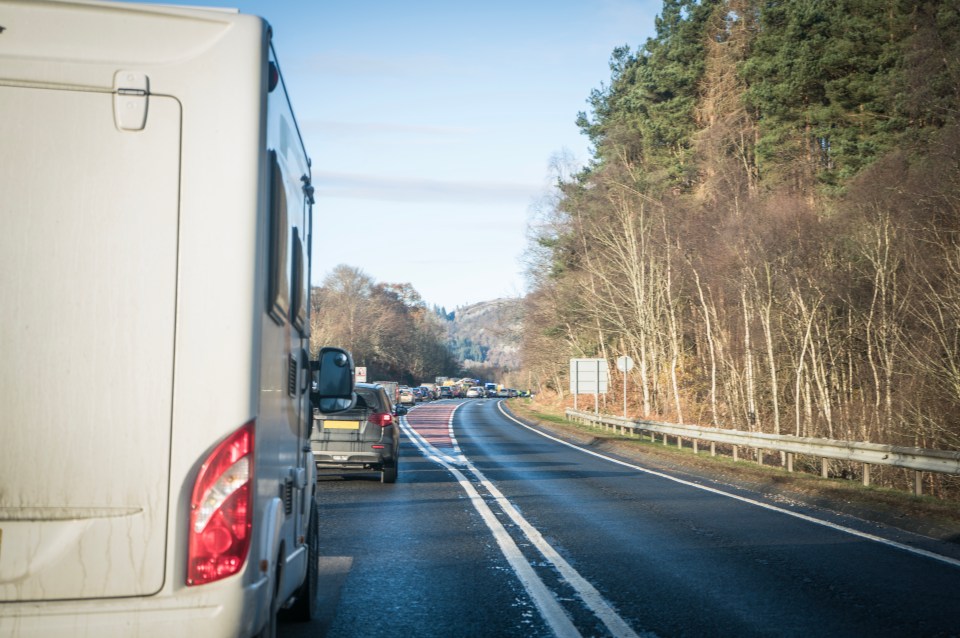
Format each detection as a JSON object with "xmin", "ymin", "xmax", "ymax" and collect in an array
[
  {"xmin": 0, "ymin": 85, "xmax": 180, "ymax": 600},
  {"xmin": 570, "ymin": 358, "xmax": 609, "ymax": 394}
]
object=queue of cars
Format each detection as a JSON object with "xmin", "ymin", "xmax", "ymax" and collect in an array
[
  {"xmin": 400, "ymin": 383, "xmax": 521, "ymax": 402},
  {"xmin": 394, "ymin": 382, "xmax": 523, "ymax": 406},
  {"xmin": 311, "ymin": 379, "xmax": 524, "ymax": 485},
  {"xmin": 399, "ymin": 385, "xmax": 438, "ymax": 405}
]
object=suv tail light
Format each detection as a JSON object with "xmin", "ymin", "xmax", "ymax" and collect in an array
[
  {"xmin": 369, "ymin": 412, "xmax": 393, "ymax": 427},
  {"xmin": 187, "ymin": 420, "xmax": 254, "ymax": 586}
]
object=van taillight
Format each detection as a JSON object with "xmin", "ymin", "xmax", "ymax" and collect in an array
[
  {"xmin": 187, "ymin": 420, "xmax": 254, "ymax": 586},
  {"xmin": 369, "ymin": 412, "xmax": 393, "ymax": 427}
]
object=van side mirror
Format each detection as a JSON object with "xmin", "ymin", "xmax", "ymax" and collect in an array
[{"xmin": 310, "ymin": 347, "xmax": 356, "ymax": 413}]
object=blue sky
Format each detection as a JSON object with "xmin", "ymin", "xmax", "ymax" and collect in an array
[{"xmin": 148, "ymin": 0, "xmax": 663, "ymax": 310}]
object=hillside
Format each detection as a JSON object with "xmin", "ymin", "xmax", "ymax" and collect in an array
[
  {"xmin": 522, "ymin": 0, "xmax": 960, "ymax": 474},
  {"xmin": 444, "ymin": 298, "xmax": 523, "ymax": 371}
]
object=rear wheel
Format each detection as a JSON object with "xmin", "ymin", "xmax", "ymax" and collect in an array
[
  {"xmin": 286, "ymin": 497, "xmax": 320, "ymax": 621},
  {"xmin": 381, "ymin": 458, "xmax": 398, "ymax": 484}
]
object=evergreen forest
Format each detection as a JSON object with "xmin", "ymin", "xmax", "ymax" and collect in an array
[{"xmin": 522, "ymin": 0, "xmax": 960, "ymax": 488}]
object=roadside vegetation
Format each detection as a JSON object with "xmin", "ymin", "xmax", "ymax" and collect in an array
[
  {"xmin": 521, "ymin": 0, "xmax": 960, "ymax": 499},
  {"xmin": 310, "ymin": 265, "xmax": 461, "ymax": 385}
]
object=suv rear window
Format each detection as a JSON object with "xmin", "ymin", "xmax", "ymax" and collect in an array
[{"xmin": 350, "ymin": 386, "xmax": 386, "ymax": 413}]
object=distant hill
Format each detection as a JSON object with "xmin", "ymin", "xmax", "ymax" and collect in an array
[{"xmin": 442, "ymin": 298, "xmax": 523, "ymax": 371}]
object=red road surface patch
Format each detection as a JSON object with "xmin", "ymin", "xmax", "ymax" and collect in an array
[{"xmin": 405, "ymin": 403, "xmax": 458, "ymax": 452}]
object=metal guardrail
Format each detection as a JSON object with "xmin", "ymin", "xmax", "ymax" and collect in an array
[{"xmin": 565, "ymin": 409, "xmax": 960, "ymax": 496}]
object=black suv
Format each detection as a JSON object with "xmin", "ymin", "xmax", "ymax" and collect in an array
[{"xmin": 311, "ymin": 382, "xmax": 405, "ymax": 483}]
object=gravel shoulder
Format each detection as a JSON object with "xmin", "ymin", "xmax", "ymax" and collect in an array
[{"xmin": 502, "ymin": 400, "xmax": 960, "ymax": 546}]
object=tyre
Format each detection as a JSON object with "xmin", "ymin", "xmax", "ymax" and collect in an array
[
  {"xmin": 286, "ymin": 497, "xmax": 320, "ymax": 621},
  {"xmin": 381, "ymin": 458, "xmax": 398, "ymax": 484}
]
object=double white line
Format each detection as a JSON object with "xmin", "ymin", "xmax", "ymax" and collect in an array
[{"xmin": 400, "ymin": 405, "xmax": 642, "ymax": 638}]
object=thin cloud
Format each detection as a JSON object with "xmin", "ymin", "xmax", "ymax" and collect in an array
[
  {"xmin": 301, "ymin": 119, "xmax": 475, "ymax": 139},
  {"xmin": 298, "ymin": 52, "xmax": 459, "ymax": 78},
  {"xmin": 315, "ymin": 171, "xmax": 541, "ymax": 204}
]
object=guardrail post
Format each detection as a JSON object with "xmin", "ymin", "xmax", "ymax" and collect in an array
[
  {"xmin": 693, "ymin": 439, "xmax": 699, "ymax": 454},
  {"xmin": 677, "ymin": 436, "xmax": 683, "ymax": 450},
  {"xmin": 733, "ymin": 446, "xmax": 739, "ymax": 462},
  {"xmin": 710, "ymin": 442, "xmax": 716, "ymax": 457},
  {"xmin": 663, "ymin": 433, "xmax": 668, "ymax": 446},
  {"xmin": 787, "ymin": 453, "xmax": 794, "ymax": 473},
  {"xmin": 756, "ymin": 449, "xmax": 764, "ymax": 466},
  {"xmin": 914, "ymin": 471, "xmax": 923, "ymax": 497},
  {"xmin": 862, "ymin": 463, "xmax": 870, "ymax": 487},
  {"xmin": 821, "ymin": 458, "xmax": 829, "ymax": 479}
]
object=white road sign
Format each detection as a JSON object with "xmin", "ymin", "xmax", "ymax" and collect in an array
[{"xmin": 569, "ymin": 358, "xmax": 609, "ymax": 394}]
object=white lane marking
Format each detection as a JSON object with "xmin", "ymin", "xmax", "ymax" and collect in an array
[
  {"xmin": 443, "ymin": 406, "xmax": 467, "ymax": 466},
  {"xmin": 406, "ymin": 402, "xmax": 644, "ymax": 638},
  {"xmin": 401, "ymin": 411, "xmax": 581, "ymax": 638},
  {"xmin": 463, "ymin": 458, "xmax": 642, "ymax": 638},
  {"xmin": 497, "ymin": 403, "xmax": 960, "ymax": 570}
]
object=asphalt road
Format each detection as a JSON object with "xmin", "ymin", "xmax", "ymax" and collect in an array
[{"xmin": 281, "ymin": 399, "xmax": 960, "ymax": 638}]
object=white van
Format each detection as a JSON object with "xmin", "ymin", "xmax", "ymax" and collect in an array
[{"xmin": 0, "ymin": 2, "xmax": 353, "ymax": 636}]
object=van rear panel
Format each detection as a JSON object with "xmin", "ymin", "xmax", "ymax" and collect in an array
[
  {"xmin": 0, "ymin": 85, "xmax": 181, "ymax": 600},
  {"xmin": 0, "ymin": 1, "xmax": 318, "ymax": 635}
]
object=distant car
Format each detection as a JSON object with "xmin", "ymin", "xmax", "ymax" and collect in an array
[
  {"xmin": 419, "ymin": 386, "xmax": 435, "ymax": 400},
  {"xmin": 507, "ymin": 389, "xmax": 518, "ymax": 398},
  {"xmin": 465, "ymin": 386, "xmax": 483, "ymax": 398},
  {"xmin": 311, "ymin": 383, "xmax": 405, "ymax": 483},
  {"xmin": 439, "ymin": 386, "xmax": 454, "ymax": 399},
  {"xmin": 497, "ymin": 388, "xmax": 510, "ymax": 398},
  {"xmin": 399, "ymin": 387, "xmax": 416, "ymax": 405}
]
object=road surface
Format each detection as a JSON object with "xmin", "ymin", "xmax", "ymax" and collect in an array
[{"xmin": 282, "ymin": 399, "xmax": 960, "ymax": 637}]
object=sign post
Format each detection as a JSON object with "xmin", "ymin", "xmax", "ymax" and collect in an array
[{"xmin": 615, "ymin": 355, "xmax": 634, "ymax": 419}]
